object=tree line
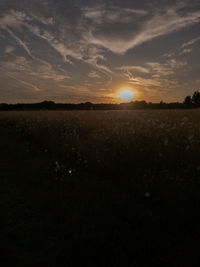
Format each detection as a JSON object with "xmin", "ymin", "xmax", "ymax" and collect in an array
[
  {"xmin": 0, "ymin": 91, "xmax": 200, "ymax": 111},
  {"xmin": 184, "ymin": 91, "xmax": 200, "ymax": 107}
]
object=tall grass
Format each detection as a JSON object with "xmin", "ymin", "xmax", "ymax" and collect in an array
[{"xmin": 1, "ymin": 110, "xmax": 200, "ymax": 266}]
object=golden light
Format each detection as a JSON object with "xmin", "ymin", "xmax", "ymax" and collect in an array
[{"xmin": 116, "ymin": 89, "xmax": 135, "ymax": 102}]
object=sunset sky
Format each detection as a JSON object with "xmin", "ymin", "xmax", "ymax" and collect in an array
[{"xmin": 0, "ymin": 0, "xmax": 200, "ymax": 103}]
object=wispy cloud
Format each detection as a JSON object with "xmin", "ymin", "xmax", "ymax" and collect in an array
[
  {"xmin": 1, "ymin": 69, "xmax": 41, "ymax": 92},
  {"xmin": 83, "ymin": 6, "xmax": 147, "ymax": 24},
  {"xmin": 88, "ymin": 5, "xmax": 200, "ymax": 54},
  {"xmin": 4, "ymin": 45, "xmax": 15, "ymax": 53},
  {"xmin": 88, "ymin": 71, "xmax": 101, "ymax": 78},
  {"xmin": 115, "ymin": 66, "xmax": 150, "ymax": 73},
  {"xmin": 0, "ymin": 1, "xmax": 199, "ymax": 103},
  {"xmin": 181, "ymin": 48, "xmax": 193, "ymax": 54},
  {"xmin": 146, "ymin": 59, "xmax": 187, "ymax": 76},
  {"xmin": 1, "ymin": 56, "xmax": 70, "ymax": 82},
  {"xmin": 3, "ymin": 26, "xmax": 32, "ymax": 57},
  {"xmin": 125, "ymin": 70, "xmax": 162, "ymax": 87},
  {"xmin": 19, "ymin": 79, "xmax": 41, "ymax": 92},
  {"xmin": 119, "ymin": 58, "xmax": 187, "ymax": 93},
  {"xmin": 33, "ymin": 64, "xmax": 70, "ymax": 81},
  {"xmin": 26, "ymin": 23, "xmax": 113, "ymax": 76},
  {"xmin": 1, "ymin": 3, "xmax": 198, "ymax": 71},
  {"xmin": 162, "ymin": 52, "xmax": 174, "ymax": 58},
  {"xmin": 117, "ymin": 59, "xmax": 187, "ymax": 86},
  {"xmin": 181, "ymin": 36, "xmax": 200, "ymax": 48},
  {"xmin": 0, "ymin": 10, "xmax": 26, "ymax": 28}
]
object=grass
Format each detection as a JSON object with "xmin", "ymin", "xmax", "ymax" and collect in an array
[{"xmin": 1, "ymin": 110, "xmax": 200, "ymax": 266}]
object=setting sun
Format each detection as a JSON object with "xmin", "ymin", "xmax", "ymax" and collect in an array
[{"xmin": 116, "ymin": 89, "xmax": 135, "ymax": 102}]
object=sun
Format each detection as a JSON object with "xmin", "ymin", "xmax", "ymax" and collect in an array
[{"xmin": 116, "ymin": 89, "xmax": 135, "ymax": 102}]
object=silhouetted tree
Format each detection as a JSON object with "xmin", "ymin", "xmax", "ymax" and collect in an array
[
  {"xmin": 184, "ymin": 95, "xmax": 192, "ymax": 106},
  {"xmin": 192, "ymin": 91, "xmax": 200, "ymax": 106}
]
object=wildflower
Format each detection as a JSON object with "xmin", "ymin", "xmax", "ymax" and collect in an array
[{"xmin": 55, "ymin": 161, "xmax": 60, "ymax": 172}]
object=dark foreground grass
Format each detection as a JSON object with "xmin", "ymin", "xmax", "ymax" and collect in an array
[{"xmin": 1, "ymin": 110, "xmax": 200, "ymax": 266}]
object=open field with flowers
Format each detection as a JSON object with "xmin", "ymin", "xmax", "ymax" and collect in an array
[{"xmin": 1, "ymin": 110, "xmax": 200, "ymax": 266}]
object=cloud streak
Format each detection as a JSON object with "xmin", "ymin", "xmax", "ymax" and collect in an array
[
  {"xmin": 115, "ymin": 66, "xmax": 150, "ymax": 73},
  {"xmin": 3, "ymin": 26, "xmax": 32, "ymax": 57},
  {"xmin": 89, "ymin": 7, "xmax": 200, "ymax": 54},
  {"xmin": 181, "ymin": 36, "xmax": 200, "ymax": 48},
  {"xmin": 83, "ymin": 5, "xmax": 147, "ymax": 24},
  {"xmin": 1, "ymin": 56, "xmax": 70, "ymax": 83},
  {"xmin": 1, "ymin": 69, "xmax": 41, "ymax": 92}
]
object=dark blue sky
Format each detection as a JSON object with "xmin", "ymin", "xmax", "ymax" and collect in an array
[{"xmin": 0, "ymin": 0, "xmax": 200, "ymax": 103}]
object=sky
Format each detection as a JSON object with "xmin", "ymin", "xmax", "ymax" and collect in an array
[{"xmin": 0, "ymin": 0, "xmax": 200, "ymax": 103}]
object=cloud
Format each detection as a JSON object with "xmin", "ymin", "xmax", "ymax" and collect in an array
[
  {"xmin": 1, "ymin": 3, "xmax": 198, "ymax": 73},
  {"xmin": 31, "ymin": 14, "xmax": 53, "ymax": 25},
  {"xmin": 19, "ymin": 79, "xmax": 41, "ymax": 92},
  {"xmin": 0, "ymin": 1, "xmax": 199, "ymax": 103},
  {"xmin": 117, "ymin": 59, "xmax": 187, "ymax": 88},
  {"xmin": 83, "ymin": 6, "xmax": 147, "ymax": 24},
  {"xmin": 0, "ymin": 8, "xmax": 52, "ymax": 28},
  {"xmin": 0, "ymin": 8, "xmax": 113, "ymax": 84},
  {"xmin": 181, "ymin": 36, "xmax": 200, "ymax": 48},
  {"xmin": 1, "ymin": 3, "xmax": 200, "ymax": 60},
  {"xmin": 3, "ymin": 26, "xmax": 32, "ymax": 57},
  {"xmin": 120, "ymin": 57, "xmax": 187, "ymax": 91},
  {"xmin": 146, "ymin": 59, "xmax": 187, "ymax": 76},
  {"xmin": 88, "ymin": 71, "xmax": 101, "ymax": 78},
  {"xmin": 30, "ymin": 64, "xmax": 70, "ymax": 81},
  {"xmin": 1, "ymin": 56, "xmax": 29, "ymax": 71},
  {"xmin": 88, "ymin": 6, "xmax": 200, "ymax": 54},
  {"xmin": 161, "ymin": 52, "xmax": 174, "ymax": 58},
  {"xmin": 0, "ymin": 10, "xmax": 33, "ymax": 57},
  {"xmin": 1, "ymin": 56, "xmax": 70, "ymax": 82},
  {"xmin": 180, "ymin": 36, "xmax": 200, "ymax": 54},
  {"xmin": 0, "ymin": 32, "xmax": 5, "ymax": 39},
  {"xmin": 0, "ymin": 10, "xmax": 24, "ymax": 27},
  {"xmin": 181, "ymin": 48, "xmax": 193, "ymax": 54},
  {"xmin": 26, "ymin": 23, "xmax": 113, "ymax": 76},
  {"xmin": 126, "ymin": 71, "xmax": 162, "ymax": 87},
  {"xmin": 4, "ymin": 45, "xmax": 15, "ymax": 53},
  {"xmin": 115, "ymin": 66, "xmax": 150, "ymax": 73},
  {"xmin": 167, "ymin": 59, "xmax": 187, "ymax": 68},
  {"xmin": 1, "ymin": 70, "xmax": 41, "ymax": 92},
  {"xmin": 126, "ymin": 71, "xmax": 178, "ymax": 90},
  {"xmin": 0, "ymin": 10, "xmax": 55, "ymax": 59}
]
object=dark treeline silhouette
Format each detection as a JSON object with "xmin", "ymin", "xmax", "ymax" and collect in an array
[{"xmin": 0, "ymin": 91, "xmax": 200, "ymax": 111}]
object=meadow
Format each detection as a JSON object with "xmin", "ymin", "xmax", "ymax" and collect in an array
[{"xmin": 1, "ymin": 110, "xmax": 200, "ymax": 266}]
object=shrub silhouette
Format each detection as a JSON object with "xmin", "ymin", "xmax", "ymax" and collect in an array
[{"xmin": 192, "ymin": 91, "xmax": 200, "ymax": 106}]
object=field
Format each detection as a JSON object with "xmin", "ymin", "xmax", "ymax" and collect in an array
[{"xmin": 1, "ymin": 110, "xmax": 200, "ymax": 266}]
